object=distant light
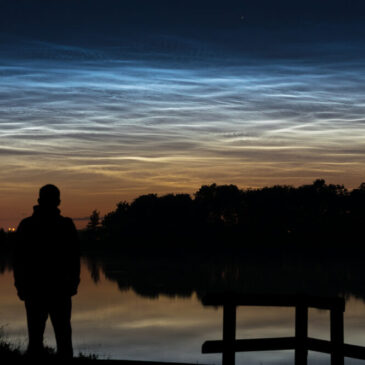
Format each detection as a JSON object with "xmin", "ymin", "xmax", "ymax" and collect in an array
[{"xmin": 8, "ymin": 227, "xmax": 16, "ymax": 232}]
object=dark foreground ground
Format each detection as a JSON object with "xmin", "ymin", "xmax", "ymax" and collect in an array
[
  {"xmin": 1, "ymin": 350, "xmax": 204, "ymax": 365},
  {"xmin": 0, "ymin": 336, "xmax": 205, "ymax": 364}
]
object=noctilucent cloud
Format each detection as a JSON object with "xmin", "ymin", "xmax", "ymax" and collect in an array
[{"xmin": 1, "ymin": 0, "xmax": 365, "ymax": 228}]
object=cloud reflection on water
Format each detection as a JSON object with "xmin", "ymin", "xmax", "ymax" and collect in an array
[{"xmin": 1, "ymin": 262, "xmax": 365, "ymax": 364}]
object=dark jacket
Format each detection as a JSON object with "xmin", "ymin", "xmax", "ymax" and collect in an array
[{"xmin": 13, "ymin": 205, "xmax": 80, "ymax": 300}]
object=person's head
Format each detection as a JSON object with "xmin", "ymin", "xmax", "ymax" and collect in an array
[{"xmin": 38, "ymin": 184, "xmax": 61, "ymax": 208}]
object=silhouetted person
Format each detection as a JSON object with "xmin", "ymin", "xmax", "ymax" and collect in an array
[{"xmin": 13, "ymin": 184, "xmax": 80, "ymax": 359}]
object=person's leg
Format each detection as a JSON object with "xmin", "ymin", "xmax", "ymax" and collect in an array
[
  {"xmin": 24, "ymin": 298, "xmax": 48, "ymax": 357},
  {"xmin": 49, "ymin": 296, "xmax": 73, "ymax": 358}
]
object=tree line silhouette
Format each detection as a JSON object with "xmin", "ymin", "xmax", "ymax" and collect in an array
[
  {"xmin": 1, "ymin": 179, "xmax": 363, "ymax": 251},
  {"xmin": 83, "ymin": 179, "xmax": 365, "ymax": 250}
]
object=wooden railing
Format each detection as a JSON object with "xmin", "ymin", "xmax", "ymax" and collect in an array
[{"xmin": 201, "ymin": 293, "xmax": 365, "ymax": 365}]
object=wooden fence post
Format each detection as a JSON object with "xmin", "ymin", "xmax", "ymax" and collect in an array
[
  {"xmin": 331, "ymin": 307, "xmax": 344, "ymax": 365},
  {"xmin": 202, "ymin": 294, "xmax": 355, "ymax": 365},
  {"xmin": 222, "ymin": 302, "xmax": 236, "ymax": 365},
  {"xmin": 295, "ymin": 303, "xmax": 308, "ymax": 365}
]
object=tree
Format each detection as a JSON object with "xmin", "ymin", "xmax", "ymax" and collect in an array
[
  {"xmin": 102, "ymin": 201, "xmax": 130, "ymax": 239},
  {"xmin": 87, "ymin": 210, "xmax": 101, "ymax": 231}
]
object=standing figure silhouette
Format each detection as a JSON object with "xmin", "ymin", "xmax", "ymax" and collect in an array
[{"xmin": 13, "ymin": 184, "xmax": 80, "ymax": 359}]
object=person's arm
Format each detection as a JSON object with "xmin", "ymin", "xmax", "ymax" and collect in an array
[
  {"xmin": 67, "ymin": 219, "xmax": 81, "ymax": 296},
  {"xmin": 13, "ymin": 220, "xmax": 27, "ymax": 300}
]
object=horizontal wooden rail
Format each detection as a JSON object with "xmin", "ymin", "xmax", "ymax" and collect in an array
[
  {"xmin": 203, "ymin": 337, "xmax": 365, "ymax": 361},
  {"xmin": 307, "ymin": 338, "xmax": 365, "ymax": 360},
  {"xmin": 202, "ymin": 337, "xmax": 296, "ymax": 353}
]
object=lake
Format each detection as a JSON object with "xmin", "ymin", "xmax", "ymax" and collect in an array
[{"xmin": 1, "ymin": 254, "xmax": 365, "ymax": 364}]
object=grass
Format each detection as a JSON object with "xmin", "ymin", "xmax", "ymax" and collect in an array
[
  {"xmin": 0, "ymin": 327, "xmax": 99, "ymax": 363},
  {"xmin": 0, "ymin": 328, "xmax": 22, "ymax": 361}
]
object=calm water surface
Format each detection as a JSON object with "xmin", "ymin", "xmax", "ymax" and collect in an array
[{"xmin": 1, "ymin": 260, "xmax": 365, "ymax": 364}]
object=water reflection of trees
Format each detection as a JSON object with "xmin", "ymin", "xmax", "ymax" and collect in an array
[
  {"xmin": 0, "ymin": 243, "xmax": 12, "ymax": 274},
  {"xmin": 84, "ymin": 249, "xmax": 365, "ymax": 302},
  {"xmin": 2, "ymin": 247, "xmax": 365, "ymax": 302}
]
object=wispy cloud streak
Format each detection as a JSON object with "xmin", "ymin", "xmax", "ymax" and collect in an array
[{"xmin": 1, "ymin": 41, "xmax": 365, "ymax": 226}]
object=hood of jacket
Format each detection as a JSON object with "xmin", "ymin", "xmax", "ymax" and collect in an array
[{"xmin": 32, "ymin": 204, "xmax": 61, "ymax": 219}]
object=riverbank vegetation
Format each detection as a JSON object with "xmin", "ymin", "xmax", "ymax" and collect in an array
[
  {"xmin": 1, "ymin": 179, "xmax": 364, "ymax": 252},
  {"xmin": 82, "ymin": 179, "xmax": 365, "ymax": 251},
  {"xmin": 0, "ymin": 327, "xmax": 22, "ymax": 361},
  {"xmin": 0, "ymin": 329, "xmax": 98, "ymax": 362}
]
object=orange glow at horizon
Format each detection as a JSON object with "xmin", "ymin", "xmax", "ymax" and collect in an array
[
  {"xmin": 1, "ymin": 172, "xmax": 364, "ymax": 230},
  {"xmin": 1, "ymin": 60, "xmax": 365, "ymax": 229}
]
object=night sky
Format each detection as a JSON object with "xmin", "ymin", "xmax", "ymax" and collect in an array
[{"xmin": 1, "ymin": 0, "xmax": 365, "ymax": 228}]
